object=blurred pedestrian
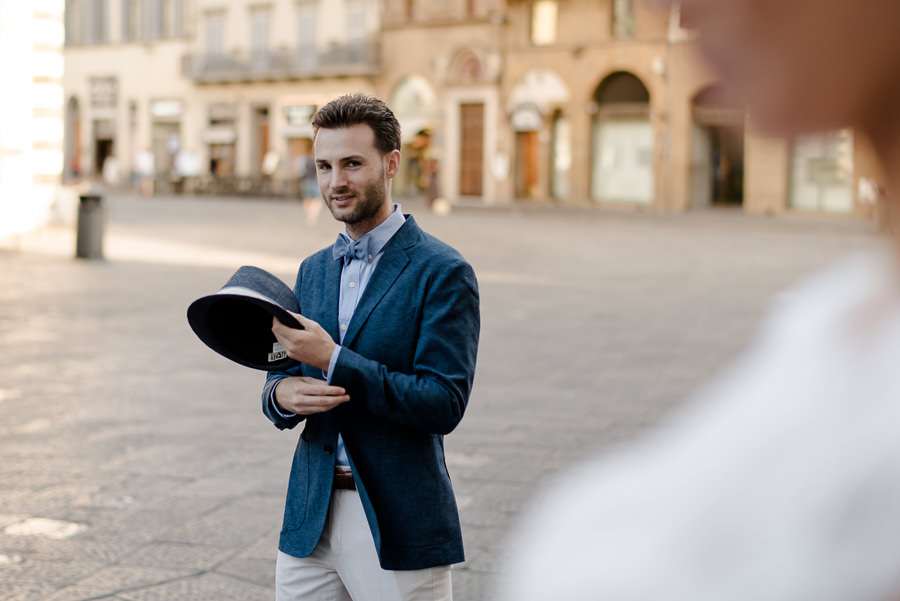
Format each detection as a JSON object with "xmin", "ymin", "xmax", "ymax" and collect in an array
[
  {"xmin": 262, "ymin": 93, "xmax": 480, "ymax": 601},
  {"xmin": 134, "ymin": 149, "xmax": 154, "ymax": 196},
  {"xmin": 499, "ymin": 2, "xmax": 900, "ymax": 601},
  {"xmin": 295, "ymin": 145, "xmax": 323, "ymax": 226}
]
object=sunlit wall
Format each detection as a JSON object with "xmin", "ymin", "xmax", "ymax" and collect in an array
[{"xmin": 0, "ymin": 0, "xmax": 65, "ymax": 242}]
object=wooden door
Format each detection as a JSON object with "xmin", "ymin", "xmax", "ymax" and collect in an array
[
  {"xmin": 259, "ymin": 121, "xmax": 270, "ymax": 173},
  {"xmin": 515, "ymin": 131, "xmax": 539, "ymax": 198},
  {"xmin": 459, "ymin": 103, "xmax": 484, "ymax": 197}
]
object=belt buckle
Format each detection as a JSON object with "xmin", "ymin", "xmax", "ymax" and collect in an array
[{"xmin": 333, "ymin": 467, "xmax": 355, "ymax": 491}]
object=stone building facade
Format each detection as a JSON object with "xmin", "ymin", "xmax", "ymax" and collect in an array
[
  {"xmin": 62, "ymin": 0, "xmax": 881, "ymax": 218},
  {"xmin": 0, "ymin": 0, "xmax": 65, "ymax": 242}
]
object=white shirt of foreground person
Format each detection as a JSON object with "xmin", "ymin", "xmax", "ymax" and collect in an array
[{"xmin": 499, "ymin": 247, "xmax": 900, "ymax": 601}]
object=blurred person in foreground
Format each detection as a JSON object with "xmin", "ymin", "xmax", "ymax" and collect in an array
[
  {"xmin": 499, "ymin": 2, "xmax": 900, "ymax": 601},
  {"xmin": 263, "ymin": 94, "xmax": 479, "ymax": 601}
]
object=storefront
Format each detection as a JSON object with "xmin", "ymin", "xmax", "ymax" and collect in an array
[
  {"xmin": 205, "ymin": 103, "xmax": 238, "ymax": 176},
  {"xmin": 789, "ymin": 130, "xmax": 854, "ymax": 214},
  {"xmin": 507, "ymin": 69, "xmax": 571, "ymax": 201},
  {"xmin": 590, "ymin": 71, "xmax": 654, "ymax": 204},
  {"xmin": 150, "ymin": 99, "xmax": 183, "ymax": 180},
  {"xmin": 89, "ymin": 76, "xmax": 118, "ymax": 177}
]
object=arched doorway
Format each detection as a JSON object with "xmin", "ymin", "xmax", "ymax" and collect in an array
[
  {"xmin": 690, "ymin": 85, "xmax": 745, "ymax": 208},
  {"xmin": 390, "ymin": 75, "xmax": 440, "ymax": 198},
  {"xmin": 508, "ymin": 69, "xmax": 571, "ymax": 201},
  {"xmin": 590, "ymin": 71, "xmax": 654, "ymax": 204},
  {"xmin": 65, "ymin": 96, "xmax": 82, "ymax": 179}
]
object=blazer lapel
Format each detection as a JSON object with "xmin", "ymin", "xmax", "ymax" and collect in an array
[
  {"xmin": 340, "ymin": 217, "xmax": 420, "ymax": 349},
  {"xmin": 323, "ymin": 254, "xmax": 342, "ymax": 343}
]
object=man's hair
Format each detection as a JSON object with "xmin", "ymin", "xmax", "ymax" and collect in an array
[{"xmin": 311, "ymin": 93, "xmax": 402, "ymax": 155}]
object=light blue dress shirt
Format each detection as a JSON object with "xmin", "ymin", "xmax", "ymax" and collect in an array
[{"xmin": 274, "ymin": 204, "xmax": 406, "ymax": 467}]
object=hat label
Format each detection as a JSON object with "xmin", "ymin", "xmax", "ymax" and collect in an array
[{"xmin": 269, "ymin": 342, "xmax": 287, "ymax": 363}]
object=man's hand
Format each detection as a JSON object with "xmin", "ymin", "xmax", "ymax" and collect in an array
[
  {"xmin": 272, "ymin": 312, "xmax": 337, "ymax": 371},
  {"xmin": 274, "ymin": 376, "xmax": 350, "ymax": 416}
]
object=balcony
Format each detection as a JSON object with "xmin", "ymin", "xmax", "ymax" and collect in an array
[{"xmin": 182, "ymin": 41, "xmax": 380, "ymax": 83}]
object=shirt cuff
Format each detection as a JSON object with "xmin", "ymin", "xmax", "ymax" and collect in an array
[
  {"xmin": 324, "ymin": 345, "xmax": 342, "ymax": 384},
  {"xmin": 269, "ymin": 382, "xmax": 295, "ymax": 418}
]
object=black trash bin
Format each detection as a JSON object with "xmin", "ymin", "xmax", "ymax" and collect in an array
[{"xmin": 75, "ymin": 194, "xmax": 104, "ymax": 259}]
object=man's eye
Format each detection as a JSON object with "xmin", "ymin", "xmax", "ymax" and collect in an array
[
  {"xmin": 347, "ymin": 161, "xmax": 360, "ymax": 168},
  {"xmin": 318, "ymin": 165, "xmax": 330, "ymax": 171}
]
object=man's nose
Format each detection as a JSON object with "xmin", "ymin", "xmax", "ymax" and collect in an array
[{"xmin": 331, "ymin": 167, "xmax": 349, "ymax": 189}]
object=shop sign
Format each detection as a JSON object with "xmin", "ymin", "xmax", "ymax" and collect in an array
[
  {"xmin": 93, "ymin": 119, "xmax": 116, "ymax": 138},
  {"xmin": 151, "ymin": 100, "xmax": 183, "ymax": 119},
  {"xmin": 90, "ymin": 77, "xmax": 118, "ymax": 108},
  {"xmin": 284, "ymin": 104, "xmax": 317, "ymax": 126},
  {"xmin": 807, "ymin": 157, "xmax": 850, "ymax": 186},
  {"xmin": 204, "ymin": 126, "xmax": 237, "ymax": 144}
]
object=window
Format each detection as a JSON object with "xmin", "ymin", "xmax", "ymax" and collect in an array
[
  {"xmin": 172, "ymin": 0, "xmax": 184, "ymax": 36},
  {"xmin": 66, "ymin": 0, "xmax": 84, "ymax": 44},
  {"xmin": 161, "ymin": 0, "xmax": 174, "ymax": 37},
  {"xmin": 298, "ymin": 1, "xmax": 317, "ymax": 67},
  {"xmin": 346, "ymin": 0, "xmax": 366, "ymax": 43},
  {"xmin": 530, "ymin": 1, "xmax": 557, "ymax": 46},
  {"xmin": 121, "ymin": 0, "xmax": 139, "ymax": 40},
  {"xmin": 142, "ymin": 0, "xmax": 163, "ymax": 39},
  {"xmin": 612, "ymin": 0, "xmax": 634, "ymax": 38},
  {"xmin": 789, "ymin": 130, "xmax": 854, "ymax": 214},
  {"xmin": 668, "ymin": 3, "xmax": 694, "ymax": 42},
  {"xmin": 87, "ymin": 0, "xmax": 108, "ymax": 44},
  {"xmin": 205, "ymin": 12, "xmax": 224, "ymax": 56},
  {"xmin": 250, "ymin": 7, "xmax": 270, "ymax": 70}
]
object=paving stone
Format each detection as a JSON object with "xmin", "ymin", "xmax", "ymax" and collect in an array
[
  {"xmin": 41, "ymin": 566, "xmax": 199, "ymax": 601},
  {"xmin": 115, "ymin": 572, "xmax": 272, "ymax": 601},
  {"xmin": 118, "ymin": 542, "xmax": 237, "ymax": 571},
  {"xmin": 214, "ymin": 555, "xmax": 275, "ymax": 588}
]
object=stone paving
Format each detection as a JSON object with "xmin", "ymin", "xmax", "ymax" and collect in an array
[{"xmin": 0, "ymin": 193, "xmax": 879, "ymax": 600}]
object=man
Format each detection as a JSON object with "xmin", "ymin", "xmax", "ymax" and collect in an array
[{"xmin": 262, "ymin": 93, "xmax": 480, "ymax": 601}]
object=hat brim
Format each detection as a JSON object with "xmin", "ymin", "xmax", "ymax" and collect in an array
[{"xmin": 187, "ymin": 293, "xmax": 302, "ymax": 371}]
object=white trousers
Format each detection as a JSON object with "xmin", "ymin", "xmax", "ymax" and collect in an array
[{"xmin": 275, "ymin": 489, "xmax": 452, "ymax": 601}]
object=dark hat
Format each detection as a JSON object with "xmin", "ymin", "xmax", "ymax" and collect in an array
[{"xmin": 187, "ymin": 265, "xmax": 302, "ymax": 371}]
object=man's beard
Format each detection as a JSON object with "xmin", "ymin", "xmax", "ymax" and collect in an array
[{"xmin": 325, "ymin": 176, "xmax": 386, "ymax": 225}]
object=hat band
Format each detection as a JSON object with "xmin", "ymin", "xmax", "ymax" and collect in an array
[{"xmin": 217, "ymin": 285, "xmax": 283, "ymax": 307}]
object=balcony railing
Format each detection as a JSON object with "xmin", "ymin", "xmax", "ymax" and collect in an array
[{"xmin": 182, "ymin": 41, "xmax": 380, "ymax": 83}]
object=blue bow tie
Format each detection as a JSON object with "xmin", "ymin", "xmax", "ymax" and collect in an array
[{"xmin": 333, "ymin": 234, "xmax": 370, "ymax": 263}]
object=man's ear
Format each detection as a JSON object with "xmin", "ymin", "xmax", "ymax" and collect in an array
[{"xmin": 384, "ymin": 149, "xmax": 402, "ymax": 180}]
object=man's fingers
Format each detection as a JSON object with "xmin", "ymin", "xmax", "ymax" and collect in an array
[
  {"xmin": 294, "ymin": 382, "xmax": 347, "ymax": 397},
  {"xmin": 295, "ymin": 314, "xmax": 315, "ymax": 329},
  {"xmin": 286, "ymin": 384, "xmax": 348, "ymax": 399},
  {"xmin": 288, "ymin": 394, "xmax": 350, "ymax": 415}
]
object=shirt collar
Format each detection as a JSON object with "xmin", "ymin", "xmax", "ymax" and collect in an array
[{"xmin": 340, "ymin": 204, "xmax": 406, "ymax": 259}]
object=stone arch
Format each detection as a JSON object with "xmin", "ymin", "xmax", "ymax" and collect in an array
[
  {"xmin": 592, "ymin": 71, "xmax": 651, "ymax": 116},
  {"xmin": 507, "ymin": 68, "xmax": 571, "ymax": 114}
]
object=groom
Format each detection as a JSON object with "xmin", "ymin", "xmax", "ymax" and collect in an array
[{"xmin": 262, "ymin": 93, "xmax": 480, "ymax": 601}]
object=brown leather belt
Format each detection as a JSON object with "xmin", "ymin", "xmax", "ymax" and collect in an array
[{"xmin": 333, "ymin": 468, "xmax": 356, "ymax": 491}]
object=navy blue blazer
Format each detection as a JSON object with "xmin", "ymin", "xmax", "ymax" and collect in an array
[{"xmin": 262, "ymin": 216, "xmax": 480, "ymax": 571}]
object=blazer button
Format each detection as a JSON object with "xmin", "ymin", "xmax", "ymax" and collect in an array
[{"xmin": 324, "ymin": 445, "xmax": 334, "ymax": 455}]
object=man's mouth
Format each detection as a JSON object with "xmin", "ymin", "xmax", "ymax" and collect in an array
[{"xmin": 331, "ymin": 193, "xmax": 355, "ymax": 204}]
